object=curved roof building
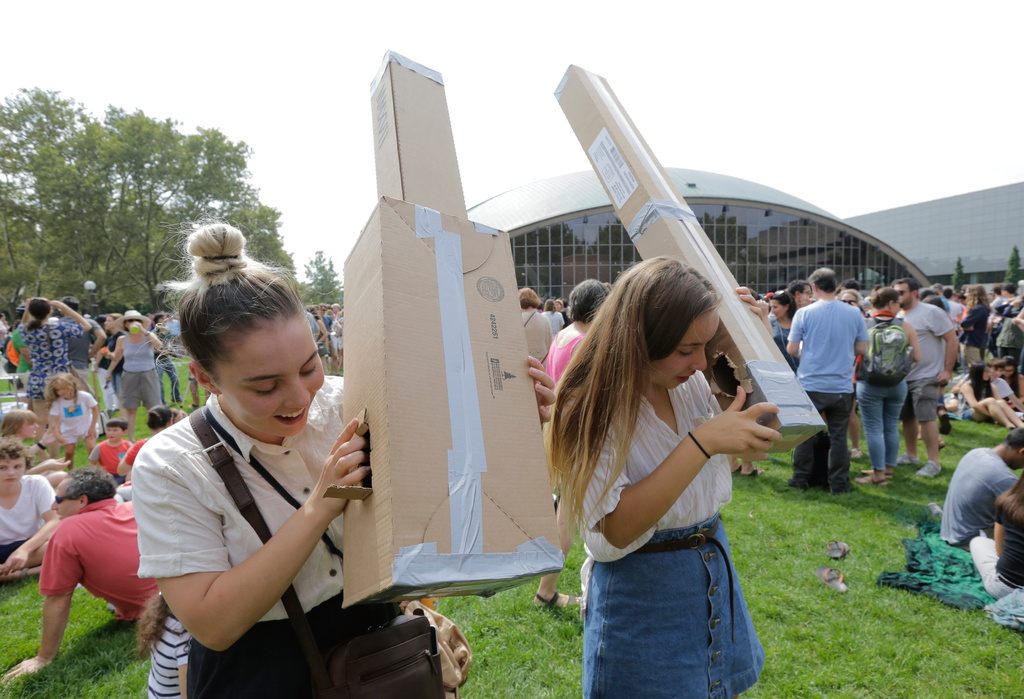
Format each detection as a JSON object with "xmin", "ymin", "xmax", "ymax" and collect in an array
[{"xmin": 469, "ymin": 168, "xmax": 927, "ymax": 300}]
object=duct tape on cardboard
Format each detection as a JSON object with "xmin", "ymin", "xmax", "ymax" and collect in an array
[
  {"xmin": 392, "ymin": 537, "xmax": 564, "ymax": 589},
  {"xmin": 415, "ymin": 205, "xmax": 489, "ymax": 555},
  {"xmin": 628, "ymin": 197, "xmax": 772, "ymax": 344},
  {"xmin": 744, "ymin": 359, "xmax": 825, "ymax": 433},
  {"xmin": 370, "ymin": 50, "xmax": 444, "ymax": 95}
]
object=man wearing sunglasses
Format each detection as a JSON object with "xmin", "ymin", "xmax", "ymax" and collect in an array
[{"xmin": 2, "ymin": 468, "xmax": 158, "ymax": 682}]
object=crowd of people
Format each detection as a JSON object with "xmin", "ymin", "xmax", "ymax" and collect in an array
[
  {"xmin": 0, "ymin": 275, "xmax": 348, "ymax": 695},
  {"xmin": 1, "ymin": 219, "xmax": 1023, "ymax": 697}
]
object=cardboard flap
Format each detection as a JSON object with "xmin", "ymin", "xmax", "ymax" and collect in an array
[{"xmin": 382, "ymin": 196, "xmax": 497, "ymax": 274}]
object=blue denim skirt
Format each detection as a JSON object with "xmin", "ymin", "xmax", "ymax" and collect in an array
[{"xmin": 583, "ymin": 513, "xmax": 764, "ymax": 698}]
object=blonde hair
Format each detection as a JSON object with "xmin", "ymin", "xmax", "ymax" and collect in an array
[
  {"xmin": 44, "ymin": 373, "xmax": 79, "ymax": 402},
  {"xmin": 166, "ymin": 223, "xmax": 305, "ymax": 373},
  {"xmin": 1, "ymin": 410, "xmax": 39, "ymax": 438},
  {"xmin": 965, "ymin": 284, "xmax": 989, "ymax": 309},
  {"xmin": 548, "ymin": 257, "xmax": 719, "ymax": 531}
]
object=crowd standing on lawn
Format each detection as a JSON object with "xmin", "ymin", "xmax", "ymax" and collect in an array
[{"xmin": 1, "ymin": 227, "xmax": 1023, "ymax": 696}]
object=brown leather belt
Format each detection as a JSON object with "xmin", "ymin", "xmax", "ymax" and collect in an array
[{"xmin": 636, "ymin": 518, "xmax": 735, "ymax": 641}]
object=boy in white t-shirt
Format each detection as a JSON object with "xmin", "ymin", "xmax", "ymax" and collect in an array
[
  {"xmin": 45, "ymin": 373, "xmax": 99, "ymax": 466},
  {"xmin": 0, "ymin": 439, "xmax": 59, "ymax": 582}
]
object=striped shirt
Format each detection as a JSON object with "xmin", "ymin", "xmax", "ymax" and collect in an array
[{"xmin": 147, "ymin": 616, "xmax": 191, "ymax": 699}]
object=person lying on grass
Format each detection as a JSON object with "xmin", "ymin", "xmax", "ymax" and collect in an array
[
  {"xmin": 0, "ymin": 439, "xmax": 59, "ymax": 583},
  {"xmin": 1, "ymin": 468, "xmax": 158, "ymax": 682}
]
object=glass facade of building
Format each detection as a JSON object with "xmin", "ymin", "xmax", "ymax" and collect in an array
[{"xmin": 511, "ymin": 203, "xmax": 916, "ymax": 301}]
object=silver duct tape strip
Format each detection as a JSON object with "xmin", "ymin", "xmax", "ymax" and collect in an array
[
  {"xmin": 473, "ymin": 221, "xmax": 499, "ymax": 236},
  {"xmin": 744, "ymin": 360, "xmax": 826, "ymax": 433},
  {"xmin": 370, "ymin": 50, "xmax": 445, "ymax": 95},
  {"xmin": 626, "ymin": 196, "xmax": 770, "ymax": 345},
  {"xmin": 626, "ymin": 199, "xmax": 697, "ymax": 243},
  {"xmin": 415, "ymin": 205, "xmax": 488, "ymax": 555},
  {"xmin": 392, "ymin": 537, "xmax": 564, "ymax": 588}
]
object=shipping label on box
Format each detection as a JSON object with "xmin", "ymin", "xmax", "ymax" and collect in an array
[{"xmin": 340, "ymin": 196, "xmax": 563, "ymax": 607}]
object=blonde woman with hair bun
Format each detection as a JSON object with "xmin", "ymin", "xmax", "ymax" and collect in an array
[{"xmin": 129, "ymin": 222, "xmax": 555, "ymax": 695}]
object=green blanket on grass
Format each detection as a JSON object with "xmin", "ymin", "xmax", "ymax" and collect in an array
[{"xmin": 876, "ymin": 522, "xmax": 995, "ymax": 610}]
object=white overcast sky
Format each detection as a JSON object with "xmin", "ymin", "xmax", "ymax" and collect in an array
[{"xmin": 6, "ymin": 1, "xmax": 1023, "ymax": 281}]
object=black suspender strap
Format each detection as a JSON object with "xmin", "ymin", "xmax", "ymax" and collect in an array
[
  {"xmin": 187, "ymin": 408, "xmax": 333, "ymax": 692},
  {"xmin": 200, "ymin": 408, "xmax": 344, "ymax": 561}
]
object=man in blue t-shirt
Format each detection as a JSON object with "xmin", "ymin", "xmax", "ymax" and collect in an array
[{"xmin": 786, "ymin": 267, "xmax": 868, "ymax": 494}]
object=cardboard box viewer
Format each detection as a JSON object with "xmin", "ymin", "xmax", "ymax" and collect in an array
[
  {"xmin": 332, "ymin": 52, "xmax": 562, "ymax": 607},
  {"xmin": 555, "ymin": 64, "xmax": 824, "ymax": 451}
]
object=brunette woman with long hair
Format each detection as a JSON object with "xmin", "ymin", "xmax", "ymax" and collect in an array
[
  {"xmin": 961, "ymin": 361, "xmax": 1024, "ymax": 428},
  {"xmin": 548, "ymin": 257, "xmax": 780, "ymax": 697},
  {"xmin": 960, "ymin": 284, "xmax": 991, "ymax": 365}
]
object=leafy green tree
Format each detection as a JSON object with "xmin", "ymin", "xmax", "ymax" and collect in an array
[
  {"xmin": 1005, "ymin": 245, "xmax": 1021, "ymax": 285},
  {"xmin": 951, "ymin": 257, "xmax": 964, "ymax": 291},
  {"xmin": 302, "ymin": 251, "xmax": 341, "ymax": 304},
  {"xmin": 0, "ymin": 88, "xmax": 293, "ymax": 310}
]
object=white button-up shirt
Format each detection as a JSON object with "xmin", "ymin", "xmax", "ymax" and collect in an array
[
  {"xmin": 582, "ymin": 372, "xmax": 732, "ymax": 562},
  {"xmin": 132, "ymin": 376, "xmax": 348, "ymax": 621}
]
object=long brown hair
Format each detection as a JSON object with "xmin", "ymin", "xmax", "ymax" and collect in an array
[
  {"xmin": 136, "ymin": 594, "xmax": 175, "ymax": 658},
  {"xmin": 996, "ymin": 476, "xmax": 1024, "ymax": 529},
  {"xmin": 548, "ymin": 257, "xmax": 719, "ymax": 531}
]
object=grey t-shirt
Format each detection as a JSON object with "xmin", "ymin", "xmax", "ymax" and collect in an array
[
  {"xmin": 66, "ymin": 318, "xmax": 102, "ymax": 370},
  {"xmin": 940, "ymin": 448, "xmax": 1019, "ymax": 545},
  {"xmin": 902, "ymin": 302, "xmax": 955, "ymax": 383}
]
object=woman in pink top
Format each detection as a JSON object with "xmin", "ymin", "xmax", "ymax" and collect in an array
[
  {"xmin": 536, "ymin": 279, "xmax": 608, "ymax": 608},
  {"xmin": 545, "ymin": 280, "xmax": 609, "ymax": 385}
]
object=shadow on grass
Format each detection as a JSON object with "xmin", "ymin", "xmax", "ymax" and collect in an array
[{"xmin": 5, "ymin": 616, "xmax": 141, "ymax": 699}]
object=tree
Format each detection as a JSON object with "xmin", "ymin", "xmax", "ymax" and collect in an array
[
  {"xmin": 1005, "ymin": 245, "xmax": 1021, "ymax": 285},
  {"xmin": 302, "ymin": 251, "xmax": 341, "ymax": 304},
  {"xmin": 951, "ymin": 257, "xmax": 964, "ymax": 291},
  {"xmin": 0, "ymin": 88, "xmax": 293, "ymax": 310}
]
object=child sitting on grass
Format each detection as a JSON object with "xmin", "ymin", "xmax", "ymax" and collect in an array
[
  {"xmin": 45, "ymin": 373, "xmax": 99, "ymax": 467},
  {"xmin": 0, "ymin": 439, "xmax": 59, "ymax": 582},
  {"xmin": 1, "ymin": 410, "xmax": 70, "ymax": 488},
  {"xmin": 88, "ymin": 418, "xmax": 132, "ymax": 485}
]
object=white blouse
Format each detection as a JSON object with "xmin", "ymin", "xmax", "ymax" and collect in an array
[
  {"xmin": 131, "ymin": 376, "xmax": 348, "ymax": 621},
  {"xmin": 582, "ymin": 372, "xmax": 733, "ymax": 562}
]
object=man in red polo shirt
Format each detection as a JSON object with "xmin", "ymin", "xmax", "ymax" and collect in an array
[{"xmin": 1, "ymin": 468, "xmax": 158, "ymax": 681}]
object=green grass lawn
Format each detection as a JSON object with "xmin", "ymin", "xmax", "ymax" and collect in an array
[{"xmin": 3, "ymin": 411, "xmax": 1022, "ymax": 697}]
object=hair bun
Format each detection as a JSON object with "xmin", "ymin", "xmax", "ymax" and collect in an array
[{"xmin": 188, "ymin": 223, "xmax": 247, "ymax": 282}]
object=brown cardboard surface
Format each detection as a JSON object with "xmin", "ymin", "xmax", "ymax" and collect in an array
[
  {"xmin": 556, "ymin": 65, "xmax": 823, "ymax": 451},
  {"xmin": 340, "ymin": 53, "xmax": 561, "ymax": 607},
  {"xmin": 371, "ymin": 52, "xmax": 467, "ymax": 218},
  {"xmin": 341, "ymin": 197, "xmax": 562, "ymax": 606}
]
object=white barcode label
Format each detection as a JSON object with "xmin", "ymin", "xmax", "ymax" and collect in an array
[{"xmin": 588, "ymin": 127, "xmax": 638, "ymax": 209}]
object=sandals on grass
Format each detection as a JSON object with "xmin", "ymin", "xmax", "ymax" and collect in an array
[
  {"xmin": 816, "ymin": 566, "xmax": 848, "ymax": 593},
  {"xmin": 826, "ymin": 540, "xmax": 850, "ymax": 560},
  {"xmin": 534, "ymin": 591, "xmax": 580, "ymax": 608}
]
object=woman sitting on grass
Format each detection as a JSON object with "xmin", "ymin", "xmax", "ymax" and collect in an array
[
  {"xmin": 548, "ymin": 257, "xmax": 780, "ymax": 698},
  {"xmin": 971, "ymin": 473, "xmax": 1024, "ymax": 599},
  {"xmin": 960, "ymin": 362, "xmax": 1024, "ymax": 429},
  {"xmin": 1, "ymin": 410, "xmax": 70, "ymax": 487},
  {"xmin": 0, "ymin": 439, "xmax": 59, "ymax": 582}
]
